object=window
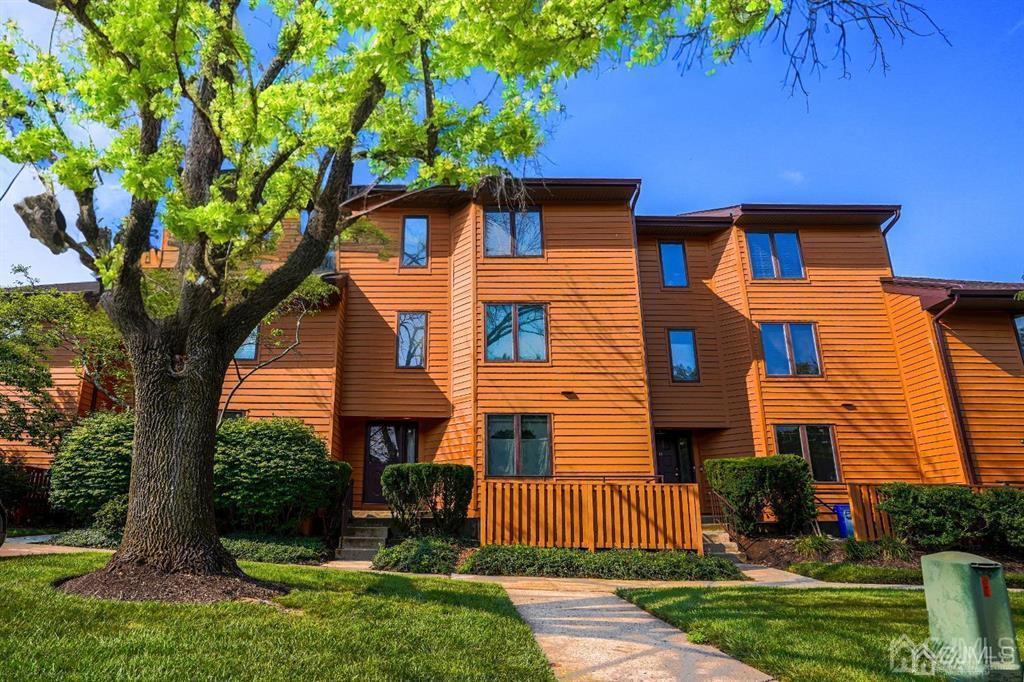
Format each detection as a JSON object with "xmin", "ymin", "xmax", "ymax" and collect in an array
[
  {"xmin": 221, "ymin": 409, "xmax": 247, "ymax": 421},
  {"xmin": 760, "ymin": 322, "xmax": 821, "ymax": 376},
  {"xmin": 747, "ymin": 231, "xmax": 805, "ymax": 279},
  {"xmin": 396, "ymin": 312, "xmax": 427, "ymax": 368},
  {"xmin": 659, "ymin": 242, "xmax": 688, "ymax": 287},
  {"xmin": 668, "ymin": 329, "xmax": 699, "ymax": 382},
  {"xmin": 486, "ymin": 414, "xmax": 551, "ymax": 477},
  {"xmin": 485, "ymin": 303, "xmax": 547, "ymax": 362},
  {"xmin": 1015, "ymin": 315, "xmax": 1024, "ymax": 361},
  {"xmin": 484, "ymin": 208, "xmax": 543, "ymax": 257},
  {"xmin": 775, "ymin": 424, "xmax": 839, "ymax": 482},
  {"xmin": 401, "ymin": 216, "xmax": 429, "ymax": 267},
  {"xmin": 235, "ymin": 327, "xmax": 258, "ymax": 360}
]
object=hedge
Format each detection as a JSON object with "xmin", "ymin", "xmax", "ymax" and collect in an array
[
  {"xmin": 92, "ymin": 494, "xmax": 128, "ymax": 535},
  {"xmin": 214, "ymin": 418, "xmax": 351, "ymax": 533},
  {"xmin": 980, "ymin": 486, "xmax": 1024, "ymax": 552},
  {"xmin": 0, "ymin": 454, "xmax": 32, "ymax": 508},
  {"xmin": 877, "ymin": 483, "xmax": 983, "ymax": 550},
  {"xmin": 49, "ymin": 412, "xmax": 133, "ymax": 520},
  {"xmin": 458, "ymin": 545, "xmax": 744, "ymax": 581},
  {"xmin": 219, "ymin": 534, "xmax": 329, "ymax": 564},
  {"xmin": 381, "ymin": 463, "xmax": 473, "ymax": 537},
  {"xmin": 371, "ymin": 537, "xmax": 461, "ymax": 574},
  {"xmin": 704, "ymin": 455, "xmax": 816, "ymax": 535}
]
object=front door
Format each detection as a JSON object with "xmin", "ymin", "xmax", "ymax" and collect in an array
[
  {"xmin": 364, "ymin": 421, "xmax": 418, "ymax": 504},
  {"xmin": 655, "ymin": 430, "xmax": 696, "ymax": 483}
]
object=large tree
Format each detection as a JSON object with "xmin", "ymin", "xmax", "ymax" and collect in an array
[{"xmin": 0, "ymin": 0, "xmax": 939, "ymax": 594}]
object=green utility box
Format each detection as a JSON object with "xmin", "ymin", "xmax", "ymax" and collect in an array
[{"xmin": 922, "ymin": 551, "xmax": 1022, "ymax": 681}]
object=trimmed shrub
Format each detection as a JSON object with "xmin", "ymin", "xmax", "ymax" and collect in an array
[
  {"xmin": 704, "ymin": 455, "xmax": 817, "ymax": 535},
  {"xmin": 92, "ymin": 494, "xmax": 128, "ymax": 535},
  {"xmin": 214, "ymin": 418, "xmax": 351, "ymax": 533},
  {"xmin": 793, "ymin": 534, "xmax": 833, "ymax": 560},
  {"xmin": 877, "ymin": 483, "xmax": 983, "ymax": 550},
  {"xmin": 0, "ymin": 454, "xmax": 32, "ymax": 508},
  {"xmin": 372, "ymin": 537, "xmax": 461, "ymax": 574},
  {"xmin": 381, "ymin": 463, "xmax": 473, "ymax": 537},
  {"xmin": 458, "ymin": 545, "xmax": 744, "ymax": 581},
  {"xmin": 49, "ymin": 412, "xmax": 133, "ymax": 520},
  {"xmin": 220, "ymin": 534, "xmax": 329, "ymax": 564},
  {"xmin": 51, "ymin": 527, "xmax": 120, "ymax": 548},
  {"xmin": 980, "ymin": 486, "xmax": 1024, "ymax": 552}
]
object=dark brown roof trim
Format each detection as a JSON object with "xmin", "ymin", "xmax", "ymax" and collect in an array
[
  {"xmin": 344, "ymin": 178, "xmax": 641, "ymax": 209},
  {"xmin": 882, "ymin": 276, "xmax": 1024, "ymax": 312},
  {"xmin": 679, "ymin": 203, "xmax": 900, "ymax": 227},
  {"xmin": 635, "ymin": 214, "xmax": 733, "ymax": 235}
]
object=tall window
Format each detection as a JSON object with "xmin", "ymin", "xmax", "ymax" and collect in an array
[
  {"xmin": 401, "ymin": 216, "xmax": 429, "ymax": 267},
  {"xmin": 1015, "ymin": 315, "xmax": 1024, "ymax": 362},
  {"xmin": 484, "ymin": 208, "xmax": 543, "ymax": 257},
  {"xmin": 659, "ymin": 242, "xmax": 688, "ymax": 287},
  {"xmin": 760, "ymin": 322, "xmax": 821, "ymax": 376},
  {"xmin": 747, "ymin": 231, "xmax": 805, "ymax": 279},
  {"xmin": 235, "ymin": 327, "xmax": 258, "ymax": 360},
  {"xmin": 775, "ymin": 424, "xmax": 839, "ymax": 482},
  {"xmin": 486, "ymin": 414, "xmax": 552, "ymax": 477},
  {"xmin": 485, "ymin": 304, "xmax": 547, "ymax": 362},
  {"xmin": 668, "ymin": 329, "xmax": 699, "ymax": 382},
  {"xmin": 396, "ymin": 312, "xmax": 427, "ymax": 368}
]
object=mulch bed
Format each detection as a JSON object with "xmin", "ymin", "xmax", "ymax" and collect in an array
[
  {"xmin": 744, "ymin": 536, "xmax": 1024, "ymax": 573},
  {"xmin": 56, "ymin": 564, "xmax": 289, "ymax": 604}
]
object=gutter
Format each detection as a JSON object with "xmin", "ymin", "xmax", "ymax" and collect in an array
[{"xmin": 931, "ymin": 293, "xmax": 978, "ymax": 484}]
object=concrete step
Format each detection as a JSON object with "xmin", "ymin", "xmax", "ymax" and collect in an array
[
  {"xmin": 702, "ymin": 523, "xmax": 728, "ymax": 532},
  {"xmin": 706, "ymin": 549, "xmax": 746, "ymax": 565},
  {"xmin": 702, "ymin": 531, "xmax": 732, "ymax": 544},
  {"xmin": 704, "ymin": 540, "xmax": 740, "ymax": 553},
  {"xmin": 342, "ymin": 537, "xmax": 386, "ymax": 550},
  {"xmin": 344, "ymin": 525, "xmax": 389, "ymax": 538},
  {"xmin": 336, "ymin": 547, "xmax": 379, "ymax": 561}
]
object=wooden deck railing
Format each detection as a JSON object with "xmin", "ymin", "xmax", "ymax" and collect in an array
[
  {"xmin": 848, "ymin": 482, "xmax": 1021, "ymax": 541},
  {"xmin": 480, "ymin": 480, "xmax": 703, "ymax": 553}
]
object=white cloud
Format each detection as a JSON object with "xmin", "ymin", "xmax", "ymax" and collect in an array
[{"xmin": 780, "ymin": 169, "xmax": 806, "ymax": 185}]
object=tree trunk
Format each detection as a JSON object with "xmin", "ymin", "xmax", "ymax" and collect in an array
[{"xmin": 106, "ymin": 334, "xmax": 239, "ymax": 575}]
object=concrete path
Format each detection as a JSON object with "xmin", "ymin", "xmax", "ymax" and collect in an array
[
  {"xmin": 0, "ymin": 536, "xmax": 97, "ymax": 558},
  {"xmin": 505, "ymin": 588, "xmax": 771, "ymax": 681}
]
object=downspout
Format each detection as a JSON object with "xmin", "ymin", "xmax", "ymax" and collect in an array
[
  {"xmin": 880, "ymin": 207, "xmax": 901, "ymax": 275},
  {"xmin": 931, "ymin": 293, "xmax": 978, "ymax": 484}
]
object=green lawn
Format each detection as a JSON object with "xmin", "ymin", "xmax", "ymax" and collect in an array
[
  {"xmin": 6, "ymin": 527, "xmax": 61, "ymax": 538},
  {"xmin": 0, "ymin": 553, "xmax": 553, "ymax": 681},
  {"xmin": 789, "ymin": 561, "xmax": 1024, "ymax": 589},
  {"xmin": 620, "ymin": 586, "xmax": 1024, "ymax": 682}
]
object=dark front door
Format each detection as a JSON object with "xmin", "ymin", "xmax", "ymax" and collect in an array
[
  {"xmin": 364, "ymin": 421, "xmax": 418, "ymax": 504},
  {"xmin": 655, "ymin": 430, "xmax": 696, "ymax": 483}
]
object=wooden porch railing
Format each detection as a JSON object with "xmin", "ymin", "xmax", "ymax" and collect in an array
[
  {"xmin": 848, "ymin": 482, "xmax": 1021, "ymax": 541},
  {"xmin": 480, "ymin": 480, "xmax": 703, "ymax": 553}
]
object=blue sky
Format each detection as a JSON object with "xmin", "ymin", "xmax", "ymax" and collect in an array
[{"xmin": 1, "ymin": 1, "xmax": 1022, "ymax": 285}]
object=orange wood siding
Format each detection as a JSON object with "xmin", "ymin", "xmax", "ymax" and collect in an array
[
  {"xmin": 219, "ymin": 306, "xmax": 341, "ymax": 445},
  {"xmin": 472, "ymin": 202, "xmax": 654, "ymax": 483},
  {"xmin": 883, "ymin": 291, "xmax": 966, "ymax": 482},
  {"xmin": 0, "ymin": 344, "xmax": 86, "ymax": 467},
  {"xmin": 741, "ymin": 225, "xmax": 922, "ymax": 485},
  {"xmin": 638, "ymin": 235, "xmax": 729, "ymax": 428},
  {"xmin": 942, "ymin": 310, "xmax": 1024, "ymax": 484},
  {"xmin": 337, "ymin": 207, "xmax": 452, "ymax": 419}
]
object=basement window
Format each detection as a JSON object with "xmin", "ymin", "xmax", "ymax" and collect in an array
[
  {"xmin": 747, "ymin": 231, "xmax": 805, "ymax": 279},
  {"xmin": 775, "ymin": 424, "xmax": 840, "ymax": 482},
  {"xmin": 486, "ymin": 414, "xmax": 552, "ymax": 477}
]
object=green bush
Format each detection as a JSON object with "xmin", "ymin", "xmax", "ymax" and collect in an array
[
  {"xmin": 877, "ymin": 483, "xmax": 983, "ymax": 550},
  {"xmin": 220, "ymin": 534, "xmax": 329, "ymax": 564},
  {"xmin": 92, "ymin": 494, "xmax": 128, "ymax": 534},
  {"xmin": 876, "ymin": 536, "xmax": 912, "ymax": 562},
  {"xmin": 980, "ymin": 486, "xmax": 1024, "ymax": 552},
  {"xmin": 704, "ymin": 455, "xmax": 817, "ymax": 535},
  {"xmin": 793, "ymin": 534, "xmax": 833, "ymax": 559},
  {"xmin": 49, "ymin": 412, "xmax": 133, "ymax": 520},
  {"xmin": 381, "ymin": 463, "xmax": 474, "ymax": 537},
  {"xmin": 51, "ymin": 527, "xmax": 120, "ymax": 548},
  {"xmin": 214, "ymin": 418, "xmax": 351, "ymax": 533},
  {"xmin": 371, "ymin": 537, "xmax": 461, "ymax": 574},
  {"xmin": 0, "ymin": 454, "xmax": 32, "ymax": 508},
  {"xmin": 841, "ymin": 538, "xmax": 880, "ymax": 562},
  {"xmin": 458, "ymin": 545, "xmax": 744, "ymax": 581}
]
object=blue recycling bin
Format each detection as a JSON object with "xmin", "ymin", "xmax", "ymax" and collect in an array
[{"xmin": 835, "ymin": 504, "xmax": 854, "ymax": 538}]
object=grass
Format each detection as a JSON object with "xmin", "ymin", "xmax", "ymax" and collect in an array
[
  {"xmin": 49, "ymin": 530, "xmax": 331, "ymax": 564},
  {"xmin": 789, "ymin": 561, "xmax": 1024, "ymax": 589},
  {"xmin": 6, "ymin": 527, "xmax": 61, "ymax": 538},
  {"xmin": 0, "ymin": 553, "xmax": 553, "ymax": 681},
  {"xmin": 620, "ymin": 586, "xmax": 1024, "ymax": 681}
]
